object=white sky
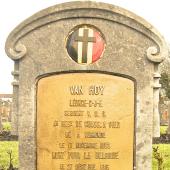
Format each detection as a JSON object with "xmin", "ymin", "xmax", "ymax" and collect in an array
[{"xmin": 0, "ymin": 0, "xmax": 170, "ymax": 94}]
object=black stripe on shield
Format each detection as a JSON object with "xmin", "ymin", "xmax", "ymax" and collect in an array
[{"xmin": 66, "ymin": 30, "xmax": 78, "ymax": 63}]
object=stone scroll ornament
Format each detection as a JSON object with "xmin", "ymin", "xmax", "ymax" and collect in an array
[{"xmin": 66, "ymin": 25, "xmax": 105, "ymax": 64}]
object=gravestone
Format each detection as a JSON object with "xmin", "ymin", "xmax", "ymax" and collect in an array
[
  {"xmin": 0, "ymin": 100, "xmax": 3, "ymax": 130},
  {"xmin": 5, "ymin": 2, "xmax": 168, "ymax": 170},
  {"xmin": 0, "ymin": 115, "xmax": 2, "ymax": 131},
  {"xmin": 168, "ymin": 102, "xmax": 170, "ymax": 134},
  {"xmin": 160, "ymin": 110, "xmax": 168, "ymax": 125}
]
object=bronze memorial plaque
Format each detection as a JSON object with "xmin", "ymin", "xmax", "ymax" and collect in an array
[{"xmin": 37, "ymin": 73, "xmax": 135, "ymax": 170}]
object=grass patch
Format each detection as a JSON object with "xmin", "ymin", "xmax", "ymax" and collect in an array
[
  {"xmin": 2, "ymin": 122, "xmax": 11, "ymax": 131},
  {"xmin": 0, "ymin": 141, "xmax": 18, "ymax": 169},
  {"xmin": 153, "ymin": 144, "xmax": 170, "ymax": 170},
  {"xmin": 160, "ymin": 126, "xmax": 168, "ymax": 135}
]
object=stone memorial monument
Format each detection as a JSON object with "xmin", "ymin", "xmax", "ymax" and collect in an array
[
  {"xmin": 5, "ymin": 1, "xmax": 168, "ymax": 170},
  {"xmin": 0, "ymin": 114, "xmax": 2, "ymax": 131},
  {"xmin": 168, "ymin": 103, "xmax": 170, "ymax": 134}
]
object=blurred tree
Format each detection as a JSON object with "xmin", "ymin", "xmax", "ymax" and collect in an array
[
  {"xmin": 159, "ymin": 47, "xmax": 170, "ymax": 100},
  {"xmin": 160, "ymin": 72, "xmax": 170, "ymax": 99}
]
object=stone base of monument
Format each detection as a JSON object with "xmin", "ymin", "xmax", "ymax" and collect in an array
[
  {"xmin": 153, "ymin": 134, "xmax": 170, "ymax": 144},
  {"xmin": 160, "ymin": 121, "xmax": 169, "ymax": 126},
  {"xmin": 0, "ymin": 131, "xmax": 18, "ymax": 141}
]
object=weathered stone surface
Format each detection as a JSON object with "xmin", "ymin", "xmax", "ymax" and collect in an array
[{"xmin": 5, "ymin": 1, "xmax": 168, "ymax": 170}]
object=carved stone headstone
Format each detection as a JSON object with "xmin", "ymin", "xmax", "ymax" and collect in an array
[
  {"xmin": 5, "ymin": 2, "xmax": 168, "ymax": 170},
  {"xmin": 168, "ymin": 102, "xmax": 170, "ymax": 134},
  {"xmin": 161, "ymin": 111, "xmax": 169, "ymax": 125},
  {"xmin": 0, "ymin": 115, "xmax": 2, "ymax": 131}
]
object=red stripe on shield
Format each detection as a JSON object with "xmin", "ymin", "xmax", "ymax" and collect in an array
[{"xmin": 92, "ymin": 31, "xmax": 105, "ymax": 62}]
